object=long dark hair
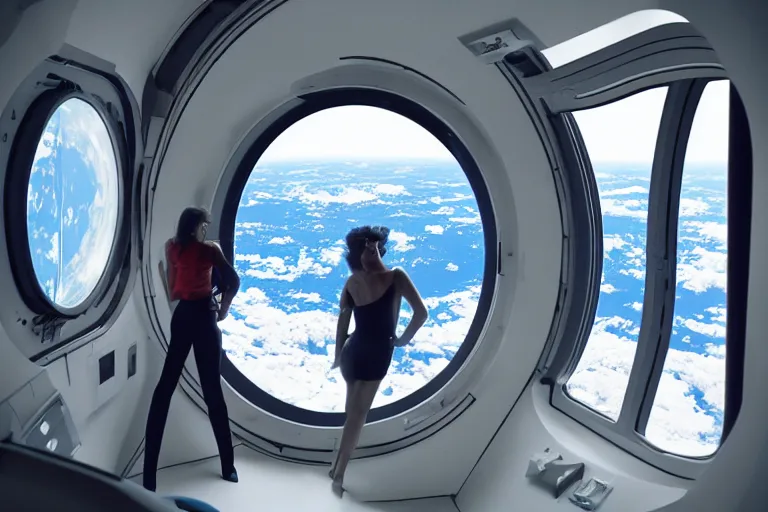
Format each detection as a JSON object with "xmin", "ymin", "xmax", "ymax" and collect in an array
[
  {"xmin": 175, "ymin": 207, "xmax": 211, "ymax": 248},
  {"xmin": 344, "ymin": 225, "xmax": 389, "ymax": 271}
]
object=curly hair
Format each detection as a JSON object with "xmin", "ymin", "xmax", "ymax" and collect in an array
[{"xmin": 344, "ymin": 225, "xmax": 390, "ymax": 271}]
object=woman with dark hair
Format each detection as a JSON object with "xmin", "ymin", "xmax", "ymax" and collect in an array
[
  {"xmin": 142, "ymin": 206, "xmax": 241, "ymax": 492},
  {"xmin": 329, "ymin": 225, "xmax": 429, "ymax": 497}
]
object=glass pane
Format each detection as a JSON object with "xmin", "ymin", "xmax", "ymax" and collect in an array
[
  {"xmin": 565, "ymin": 87, "xmax": 668, "ymax": 420},
  {"xmin": 27, "ymin": 97, "xmax": 120, "ymax": 309},
  {"xmin": 220, "ymin": 105, "xmax": 486, "ymax": 413},
  {"xmin": 645, "ymin": 80, "xmax": 729, "ymax": 456}
]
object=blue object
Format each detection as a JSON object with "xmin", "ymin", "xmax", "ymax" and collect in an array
[{"xmin": 166, "ymin": 496, "xmax": 220, "ymax": 512}]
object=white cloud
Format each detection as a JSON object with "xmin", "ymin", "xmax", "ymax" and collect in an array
[
  {"xmin": 446, "ymin": 263, "xmax": 459, "ymax": 272},
  {"xmin": 431, "ymin": 206, "xmax": 455, "ymax": 215},
  {"xmin": 389, "ymin": 230, "xmax": 415, "ymax": 252},
  {"xmin": 46, "ymin": 232, "xmax": 59, "ymax": 265},
  {"xmin": 682, "ymin": 221, "xmax": 726, "ymax": 246},
  {"xmin": 568, "ymin": 315, "xmax": 725, "ymax": 456},
  {"xmin": 374, "ymin": 184, "xmax": 409, "ymax": 195},
  {"xmin": 237, "ymin": 249, "xmax": 332, "ymax": 282},
  {"xmin": 676, "ymin": 247, "xmax": 726, "ymax": 293},
  {"xmin": 289, "ymin": 291, "xmax": 323, "ymax": 303},
  {"xmin": 221, "ymin": 283, "xmax": 480, "ymax": 412},
  {"xmin": 567, "ymin": 316, "xmax": 639, "ymax": 420},
  {"xmin": 603, "ymin": 234, "xmax": 627, "ymax": 258},
  {"xmin": 679, "ymin": 198, "xmax": 710, "ymax": 217},
  {"xmin": 675, "ymin": 316, "xmax": 726, "ymax": 338},
  {"xmin": 705, "ymin": 344, "xmax": 726, "ymax": 358},
  {"xmin": 285, "ymin": 185, "xmax": 378, "ymax": 205},
  {"xmin": 319, "ymin": 246, "xmax": 344, "ymax": 266},
  {"xmin": 706, "ymin": 306, "xmax": 726, "ymax": 323},
  {"xmin": 602, "ymin": 185, "xmax": 648, "ymax": 196},
  {"xmin": 425, "ymin": 225, "xmax": 444, "ymax": 235},
  {"xmin": 268, "ymin": 236, "xmax": 294, "ymax": 245},
  {"xmin": 430, "ymin": 193, "xmax": 474, "ymax": 205},
  {"xmin": 620, "ymin": 268, "xmax": 646, "ymax": 280},
  {"xmin": 600, "ymin": 198, "xmax": 647, "ymax": 219},
  {"xmin": 449, "ymin": 215, "xmax": 481, "ymax": 225}
]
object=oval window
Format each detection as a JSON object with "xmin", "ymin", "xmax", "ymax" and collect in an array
[
  {"xmin": 219, "ymin": 99, "xmax": 494, "ymax": 423},
  {"xmin": 27, "ymin": 97, "xmax": 119, "ymax": 310}
]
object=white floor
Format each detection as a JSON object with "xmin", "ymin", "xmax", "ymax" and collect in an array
[{"xmin": 130, "ymin": 445, "xmax": 459, "ymax": 512}]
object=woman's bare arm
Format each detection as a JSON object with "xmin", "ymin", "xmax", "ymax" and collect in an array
[
  {"xmin": 207, "ymin": 242, "xmax": 241, "ymax": 315},
  {"xmin": 333, "ymin": 282, "xmax": 353, "ymax": 366},
  {"xmin": 394, "ymin": 268, "xmax": 428, "ymax": 346}
]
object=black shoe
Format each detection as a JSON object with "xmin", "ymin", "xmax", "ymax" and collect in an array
[{"xmin": 222, "ymin": 467, "xmax": 238, "ymax": 483}]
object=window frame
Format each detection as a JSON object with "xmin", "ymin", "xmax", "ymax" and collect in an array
[
  {"xmin": 5, "ymin": 89, "xmax": 123, "ymax": 316},
  {"xmin": 532, "ymin": 21, "xmax": 728, "ymax": 375},
  {"xmin": 215, "ymin": 87, "xmax": 498, "ymax": 427},
  {"xmin": 522, "ymin": 17, "xmax": 747, "ymax": 478},
  {"xmin": 529, "ymin": 22, "xmax": 727, "ymax": 114},
  {"xmin": 720, "ymin": 83, "xmax": 751, "ymax": 444},
  {"xmin": 548, "ymin": 77, "xmax": 739, "ymax": 479},
  {"xmin": 0, "ymin": 52, "xmax": 137, "ymax": 361}
]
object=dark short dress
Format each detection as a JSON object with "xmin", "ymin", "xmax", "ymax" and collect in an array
[{"xmin": 340, "ymin": 282, "xmax": 398, "ymax": 382}]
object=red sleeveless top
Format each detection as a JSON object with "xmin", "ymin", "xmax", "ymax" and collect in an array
[{"xmin": 167, "ymin": 240, "xmax": 216, "ymax": 301}]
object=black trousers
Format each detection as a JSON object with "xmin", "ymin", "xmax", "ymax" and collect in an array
[{"xmin": 142, "ymin": 298, "xmax": 234, "ymax": 491}]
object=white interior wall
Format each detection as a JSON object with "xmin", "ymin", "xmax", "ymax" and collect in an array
[
  {"xmin": 40, "ymin": 286, "xmax": 148, "ymax": 472},
  {"xmin": 0, "ymin": 0, "xmax": 213, "ymax": 477},
  {"xmin": 0, "ymin": 329, "xmax": 45, "ymax": 416},
  {"xmin": 0, "ymin": 0, "xmax": 129, "ymax": 473},
  {"xmin": 0, "ymin": 0, "xmax": 76, "ymax": 117},
  {"xmin": 64, "ymin": 0, "xmax": 204, "ymax": 104}
]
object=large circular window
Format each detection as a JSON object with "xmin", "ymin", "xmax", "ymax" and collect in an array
[
  {"xmin": 219, "ymin": 90, "xmax": 496, "ymax": 426},
  {"xmin": 6, "ymin": 93, "xmax": 121, "ymax": 315}
]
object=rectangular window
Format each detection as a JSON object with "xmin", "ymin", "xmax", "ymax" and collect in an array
[
  {"xmin": 644, "ymin": 80, "xmax": 729, "ymax": 457},
  {"xmin": 559, "ymin": 80, "xmax": 733, "ymax": 465},
  {"xmin": 565, "ymin": 87, "xmax": 668, "ymax": 420}
]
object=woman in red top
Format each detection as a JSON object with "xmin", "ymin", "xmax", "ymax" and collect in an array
[{"xmin": 142, "ymin": 206, "xmax": 241, "ymax": 492}]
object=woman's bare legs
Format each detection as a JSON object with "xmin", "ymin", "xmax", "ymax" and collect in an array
[
  {"xmin": 331, "ymin": 379, "xmax": 381, "ymax": 496},
  {"xmin": 330, "ymin": 382, "xmax": 355, "ymax": 478}
]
